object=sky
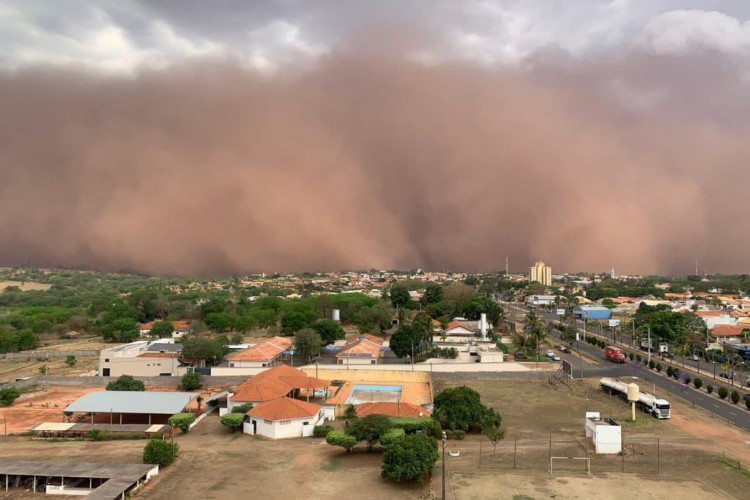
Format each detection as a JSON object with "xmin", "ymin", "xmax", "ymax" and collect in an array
[{"xmin": 1, "ymin": 1, "xmax": 750, "ymax": 276}]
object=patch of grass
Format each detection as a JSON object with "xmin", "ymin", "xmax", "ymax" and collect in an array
[
  {"xmin": 321, "ymin": 456, "xmax": 341, "ymax": 472},
  {"xmin": 717, "ymin": 456, "xmax": 750, "ymax": 479},
  {"xmin": 513, "ymin": 495, "xmax": 535, "ymax": 500},
  {"xmin": 617, "ymin": 418, "xmax": 658, "ymax": 429}
]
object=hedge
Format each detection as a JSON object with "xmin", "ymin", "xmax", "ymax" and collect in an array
[
  {"xmin": 326, "ymin": 430, "xmax": 357, "ymax": 452},
  {"xmin": 143, "ymin": 439, "xmax": 178, "ymax": 467},
  {"xmin": 379, "ymin": 428, "xmax": 406, "ymax": 447},
  {"xmin": 168, "ymin": 413, "xmax": 196, "ymax": 433},
  {"xmin": 389, "ymin": 417, "xmax": 442, "ymax": 437},
  {"xmin": 313, "ymin": 424, "xmax": 334, "ymax": 438},
  {"xmin": 220, "ymin": 413, "xmax": 245, "ymax": 432}
]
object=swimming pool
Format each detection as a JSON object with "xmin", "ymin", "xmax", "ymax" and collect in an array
[{"xmin": 347, "ymin": 384, "xmax": 403, "ymax": 404}]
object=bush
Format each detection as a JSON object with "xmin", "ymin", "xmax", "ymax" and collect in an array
[
  {"xmin": 381, "ymin": 434, "xmax": 439, "ymax": 483},
  {"xmin": 707, "ymin": 385, "xmax": 714, "ymax": 394},
  {"xmin": 718, "ymin": 387, "xmax": 728, "ymax": 400},
  {"xmin": 143, "ymin": 439, "xmax": 178, "ymax": 467},
  {"xmin": 379, "ymin": 428, "xmax": 406, "ymax": 447},
  {"xmin": 106, "ymin": 375, "xmax": 145, "ymax": 391},
  {"xmin": 180, "ymin": 372, "xmax": 203, "ymax": 391},
  {"xmin": 636, "ymin": 354, "xmax": 642, "ymax": 362},
  {"xmin": 656, "ymin": 363, "xmax": 662, "ymax": 373},
  {"xmin": 87, "ymin": 429, "xmax": 102, "ymax": 441},
  {"xmin": 231, "ymin": 403, "xmax": 253, "ymax": 414},
  {"xmin": 628, "ymin": 353, "xmax": 634, "ymax": 361},
  {"xmin": 326, "ymin": 430, "xmax": 357, "ymax": 452},
  {"xmin": 389, "ymin": 417, "xmax": 441, "ymax": 437},
  {"xmin": 648, "ymin": 360, "xmax": 655, "ymax": 370},
  {"xmin": 345, "ymin": 404, "xmax": 357, "ymax": 419},
  {"xmin": 444, "ymin": 430, "xmax": 454, "ymax": 439},
  {"xmin": 671, "ymin": 369, "xmax": 680, "ymax": 380},
  {"xmin": 746, "ymin": 398, "xmax": 750, "ymax": 410},
  {"xmin": 693, "ymin": 378, "xmax": 703, "ymax": 389},
  {"xmin": 313, "ymin": 424, "xmax": 334, "ymax": 438},
  {"xmin": 168, "ymin": 413, "xmax": 196, "ymax": 433},
  {"xmin": 453, "ymin": 430, "xmax": 466, "ymax": 440},
  {"xmin": 65, "ymin": 355, "xmax": 77, "ymax": 367},
  {"xmin": 683, "ymin": 375, "xmax": 691, "ymax": 385},
  {"xmin": 0, "ymin": 387, "xmax": 21, "ymax": 406},
  {"xmin": 666, "ymin": 366, "xmax": 673, "ymax": 377},
  {"xmin": 731, "ymin": 390, "xmax": 740, "ymax": 405},
  {"xmin": 220, "ymin": 413, "xmax": 245, "ymax": 432}
]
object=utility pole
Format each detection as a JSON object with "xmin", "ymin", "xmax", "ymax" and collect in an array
[
  {"xmin": 647, "ymin": 327, "xmax": 652, "ymax": 365},
  {"xmin": 441, "ymin": 432, "xmax": 447, "ymax": 500}
]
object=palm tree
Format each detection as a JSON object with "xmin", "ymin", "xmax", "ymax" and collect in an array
[
  {"xmin": 497, "ymin": 308, "xmax": 509, "ymax": 333},
  {"xmin": 512, "ymin": 331, "xmax": 534, "ymax": 355}
]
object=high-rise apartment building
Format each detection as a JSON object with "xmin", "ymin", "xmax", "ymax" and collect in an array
[{"xmin": 529, "ymin": 261, "xmax": 552, "ymax": 286}]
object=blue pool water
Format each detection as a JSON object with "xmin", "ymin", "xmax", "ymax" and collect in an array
[{"xmin": 352, "ymin": 384, "xmax": 402, "ymax": 392}]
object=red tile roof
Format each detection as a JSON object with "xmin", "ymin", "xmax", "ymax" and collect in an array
[
  {"xmin": 711, "ymin": 324, "xmax": 750, "ymax": 337},
  {"xmin": 445, "ymin": 320, "xmax": 474, "ymax": 332},
  {"xmin": 696, "ymin": 310, "xmax": 725, "ymax": 317},
  {"xmin": 336, "ymin": 336, "xmax": 383, "ymax": 359},
  {"xmin": 248, "ymin": 397, "xmax": 321, "ymax": 420},
  {"xmin": 232, "ymin": 364, "xmax": 329, "ymax": 403},
  {"xmin": 227, "ymin": 337, "xmax": 292, "ymax": 362},
  {"xmin": 356, "ymin": 402, "xmax": 431, "ymax": 418}
]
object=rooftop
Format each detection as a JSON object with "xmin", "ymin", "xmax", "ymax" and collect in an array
[
  {"xmin": 248, "ymin": 397, "xmax": 321, "ymax": 420},
  {"xmin": 65, "ymin": 391, "xmax": 197, "ymax": 415},
  {"xmin": 356, "ymin": 402, "xmax": 431, "ymax": 418},
  {"xmin": 226, "ymin": 336, "xmax": 292, "ymax": 362}
]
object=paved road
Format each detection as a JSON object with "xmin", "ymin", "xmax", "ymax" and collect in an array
[{"xmin": 505, "ymin": 302, "xmax": 750, "ymax": 432}]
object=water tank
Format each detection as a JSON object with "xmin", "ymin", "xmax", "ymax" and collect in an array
[
  {"xmin": 626, "ymin": 383, "xmax": 640, "ymax": 402},
  {"xmin": 332, "ymin": 309, "xmax": 341, "ymax": 322}
]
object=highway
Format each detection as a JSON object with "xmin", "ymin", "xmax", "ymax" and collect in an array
[{"xmin": 504, "ymin": 301, "xmax": 750, "ymax": 432}]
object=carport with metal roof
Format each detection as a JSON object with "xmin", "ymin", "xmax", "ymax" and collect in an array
[{"xmin": 64, "ymin": 391, "xmax": 198, "ymax": 425}]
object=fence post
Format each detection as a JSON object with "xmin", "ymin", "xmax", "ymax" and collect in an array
[
  {"xmin": 479, "ymin": 435, "xmax": 482, "ymax": 467},
  {"xmin": 621, "ymin": 440, "xmax": 625, "ymax": 473},
  {"xmin": 548, "ymin": 434, "xmax": 552, "ymax": 474},
  {"xmin": 657, "ymin": 438, "xmax": 660, "ymax": 475},
  {"xmin": 513, "ymin": 435, "xmax": 517, "ymax": 469}
]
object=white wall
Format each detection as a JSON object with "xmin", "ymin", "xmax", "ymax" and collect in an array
[
  {"xmin": 244, "ymin": 411, "xmax": 324, "ymax": 439},
  {"xmin": 337, "ymin": 357, "xmax": 377, "ymax": 365},
  {"xmin": 704, "ymin": 315, "xmax": 737, "ymax": 329}
]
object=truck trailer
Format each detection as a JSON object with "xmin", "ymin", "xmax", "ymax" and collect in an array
[
  {"xmin": 604, "ymin": 346, "xmax": 626, "ymax": 363},
  {"xmin": 599, "ymin": 377, "xmax": 671, "ymax": 419}
]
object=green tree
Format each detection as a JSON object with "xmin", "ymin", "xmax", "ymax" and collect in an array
[
  {"xmin": 718, "ymin": 387, "xmax": 728, "ymax": 400},
  {"xmin": 106, "ymin": 375, "xmax": 145, "ymax": 391},
  {"xmin": 560, "ymin": 324, "xmax": 578, "ymax": 344},
  {"xmin": 231, "ymin": 403, "xmax": 253, "ymax": 414},
  {"xmin": 379, "ymin": 428, "xmax": 406, "ymax": 447},
  {"xmin": 381, "ymin": 434, "xmax": 439, "ymax": 483},
  {"xmin": 434, "ymin": 385, "xmax": 501, "ymax": 431},
  {"xmin": 326, "ymin": 430, "xmax": 357, "ymax": 452},
  {"xmin": 348, "ymin": 414, "xmax": 394, "ymax": 451},
  {"xmin": 168, "ymin": 413, "xmax": 196, "ymax": 433},
  {"xmin": 311, "ymin": 319, "xmax": 345, "ymax": 346},
  {"xmin": 101, "ymin": 318, "xmax": 139, "ymax": 342},
  {"xmin": 180, "ymin": 337, "xmax": 227, "ymax": 366},
  {"xmin": 294, "ymin": 328, "xmax": 322, "ymax": 363},
  {"xmin": 390, "ymin": 283, "xmax": 411, "ymax": 309},
  {"xmin": 143, "ymin": 439, "xmax": 178, "ymax": 467},
  {"xmin": 204, "ymin": 312, "xmax": 236, "ymax": 332},
  {"xmin": 731, "ymin": 390, "xmax": 740, "ymax": 404},
  {"xmin": 0, "ymin": 387, "xmax": 21, "ymax": 406},
  {"xmin": 484, "ymin": 427, "xmax": 507, "ymax": 456},
  {"xmin": 150, "ymin": 320, "xmax": 175, "ymax": 338},
  {"xmin": 280, "ymin": 311, "xmax": 311, "ymax": 335},
  {"xmin": 64, "ymin": 355, "xmax": 77, "ymax": 367},
  {"xmin": 389, "ymin": 324, "xmax": 416, "ymax": 359},
  {"xmin": 422, "ymin": 284, "xmax": 443, "ymax": 305},
  {"xmin": 180, "ymin": 372, "xmax": 203, "ymax": 391},
  {"xmin": 220, "ymin": 413, "xmax": 245, "ymax": 432}
]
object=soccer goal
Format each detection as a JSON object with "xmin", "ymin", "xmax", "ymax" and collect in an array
[{"xmin": 549, "ymin": 456, "xmax": 591, "ymax": 476}]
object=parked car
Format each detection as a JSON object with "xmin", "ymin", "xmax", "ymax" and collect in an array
[
  {"xmin": 719, "ymin": 372, "xmax": 734, "ymax": 380},
  {"xmin": 514, "ymin": 353, "xmax": 528, "ymax": 360},
  {"xmin": 690, "ymin": 354, "xmax": 700, "ymax": 361},
  {"xmin": 550, "ymin": 354, "xmax": 561, "ymax": 361}
]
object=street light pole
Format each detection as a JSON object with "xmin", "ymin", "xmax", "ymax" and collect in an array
[{"xmin": 442, "ymin": 431, "xmax": 447, "ymax": 500}]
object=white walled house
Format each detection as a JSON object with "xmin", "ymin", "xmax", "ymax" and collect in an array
[{"xmin": 243, "ymin": 397, "xmax": 327, "ymax": 439}]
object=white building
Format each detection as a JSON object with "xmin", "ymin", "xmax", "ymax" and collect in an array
[
  {"xmin": 526, "ymin": 295, "xmax": 556, "ymax": 306},
  {"xmin": 98, "ymin": 339, "xmax": 187, "ymax": 377},
  {"xmin": 585, "ymin": 412, "xmax": 621, "ymax": 454},
  {"xmin": 244, "ymin": 397, "xmax": 328, "ymax": 439}
]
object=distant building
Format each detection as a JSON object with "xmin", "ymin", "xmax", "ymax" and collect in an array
[
  {"xmin": 574, "ymin": 306, "xmax": 612, "ymax": 320},
  {"xmin": 99, "ymin": 339, "xmax": 188, "ymax": 377},
  {"xmin": 225, "ymin": 337, "xmax": 292, "ymax": 368},
  {"xmin": 526, "ymin": 295, "xmax": 556, "ymax": 306},
  {"xmin": 529, "ymin": 261, "xmax": 552, "ymax": 286}
]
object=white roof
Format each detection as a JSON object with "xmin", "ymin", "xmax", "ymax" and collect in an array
[{"xmin": 65, "ymin": 391, "xmax": 197, "ymax": 415}]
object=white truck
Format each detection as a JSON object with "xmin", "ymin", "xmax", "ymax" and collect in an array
[{"xmin": 599, "ymin": 377, "xmax": 671, "ymax": 419}]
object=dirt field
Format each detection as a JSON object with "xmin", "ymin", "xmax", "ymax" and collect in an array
[
  {"xmin": 0, "ymin": 387, "xmax": 103, "ymax": 433},
  {"xmin": 1, "ymin": 376, "xmax": 750, "ymax": 499},
  {"xmin": 0, "ymin": 281, "xmax": 52, "ymax": 291},
  {"xmin": 449, "ymin": 472, "xmax": 730, "ymax": 499}
]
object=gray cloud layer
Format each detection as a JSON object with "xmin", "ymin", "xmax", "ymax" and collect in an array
[{"xmin": 1, "ymin": 2, "xmax": 750, "ymax": 275}]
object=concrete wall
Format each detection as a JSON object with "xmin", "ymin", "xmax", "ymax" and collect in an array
[
  {"xmin": 1, "ymin": 349, "xmax": 100, "ymax": 360},
  {"xmin": 99, "ymin": 356, "xmax": 187, "ymax": 377},
  {"xmin": 300, "ymin": 368, "xmax": 431, "ymax": 384},
  {"xmin": 210, "ymin": 366, "xmax": 268, "ymax": 377},
  {"xmin": 336, "ymin": 357, "xmax": 377, "ymax": 365}
]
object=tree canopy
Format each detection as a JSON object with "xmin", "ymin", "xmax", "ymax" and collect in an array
[
  {"xmin": 106, "ymin": 374, "xmax": 145, "ymax": 391},
  {"xmin": 347, "ymin": 413, "xmax": 394, "ymax": 451},
  {"xmin": 381, "ymin": 434, "xmax": 439, "ymax": 483},
  {"xmin": 434, "ymin": 385, "xmax": 502, "ymax": 431}
]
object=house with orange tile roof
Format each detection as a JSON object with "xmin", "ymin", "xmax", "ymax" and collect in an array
[
  {"xmin": 226, "ymin": 337, "xmax": 292, "ymax": 368},
  {"xmin": 355, "ymin": 402, "xmax": 431, "ymax": 418},
  {"xmin": 335, "ymin": 335, "xmax": 384, "ymax": 365},
  {"xmin": 138, "ymin": 320, "xmax": 192, "ymax": 338},
  {"xmin": 696, "ymin": 310, "xmax": 737, "ymax": 330},
  {"xmin": 244, "ymin": 397, "xmax": 326, "ymax": 438},
  {"xmin": 227, "ymin": 364, "xmax": 332, "ymax": 413},
  {"xmin": 710, "ymin": 324, "xmax": 750, "ymax": 344}
]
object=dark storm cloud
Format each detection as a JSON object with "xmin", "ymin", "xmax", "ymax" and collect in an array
[{"xmin": 2, "ymin": 2, "xmax": 750, "ymax": 275}]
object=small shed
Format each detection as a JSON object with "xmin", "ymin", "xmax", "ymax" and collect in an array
[{"xmin": 584, "ymin": 412, "xmax": 621, "ymax": 454}]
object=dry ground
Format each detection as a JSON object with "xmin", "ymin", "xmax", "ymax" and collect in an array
[
  {"xmin": 0, "ymin": 281, "xmax": 52, "ymax": 291},
  {"xmin": 1, "ymin": 377, "xmax": 750, "ymax": 499}
]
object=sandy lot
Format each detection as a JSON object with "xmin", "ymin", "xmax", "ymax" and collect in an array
[
  {"xmin": 0, "ymin": 281, "xmax": 52, "ymax": 291},
  {"xmin": 0, "ymin": 387, "xmax": 102, "ymax": 433},
  {"xmin": 449, "ymin": 472, "xmax": 730, "ymax": 499}
]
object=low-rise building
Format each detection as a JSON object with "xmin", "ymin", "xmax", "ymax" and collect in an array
[
  {"xmin": 335, "ymin": 335, "xmax": 384, "ymax": 365},
  {"xmin": 99, "ymin": 339, "xmax": 188, "ymax": 377},
  {"xmin": 244, "ymin": 397, "xmax": 327, "ymax": 439},
  {"xmin": 710, "ymin": 324, "xmax": 750, "ymax": 344},
  {"xmin": 226, "ymin": 337, "xmax": 292, "ymax": 368},
  {"xmin": 138, "ymin": 320, "xmax": 191, "ymax": 338}
]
